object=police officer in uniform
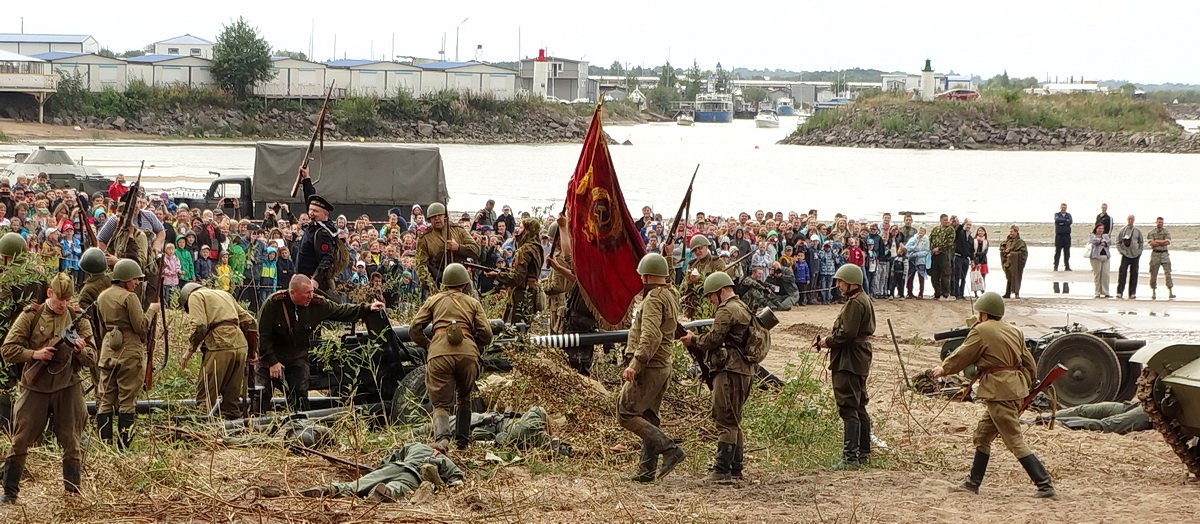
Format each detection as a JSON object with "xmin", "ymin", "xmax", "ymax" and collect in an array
[
  {"xmin": 931, "ymin": 292, "xmax": 1055, "ymax": 498},
  {"xmin": 414, "ymin": 203, "xmax": 479, "ymax": 294},
  {"xmin": 256, "ymin": 274, "xmax": 383, "ymax": 412},
  {"xmin": 487, "ymin": 218, "xmax": 544, "ymax": 326},
  {"xmin": 410, "ymin": 263, "xmax": 493, "ymax": 452},
  {"xmin": 0, "ymin": 273, "xmax": 94, "ymax": 502},
  {"xmin": 619, "ymin": 253, "xmax": 686, "ymax": 482},
  {"xmin": 294, "ymin": 166, "xmax": 339, "ymax": 296},
  {"xmin": 96, "ymin": 258, "xmax": 159, "ymax": 448},
  {"xmin": 681, "ymin": 271, "xmax": 752, "ymax": 484},
  {"xmin": 179, "ymin": 282, "xmax": 258, "ymax": 419},
  {"xmin": 817, "ymin": 264, "xmax": 875, "ymax": 468}
]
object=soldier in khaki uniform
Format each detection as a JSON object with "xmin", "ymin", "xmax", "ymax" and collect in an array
[
  {"xmin": 414, "ymin": 203, "xmax": 479, "ymax": 293},
  {"xmin": 96, "ymin": 258, "xmax": 159, "ymax": 448},
  {"xmin": 0, "ymin": 232, "xmax": 39, "ymax": 432},
  {"xmin": 932, "ymin": 292, "xmax": 1055, "ymax": 498},
  {"xmin": 0, "ymin": 273, "xmax": 94, "ymax": 502},
  {"xmin": 179, "ymin": 283, "xmax": 258, "ymax": 419},
  {"xmin": 1146, "ymin": 217, "xmax": 1174, "ymax": 300},
  {"xmin": 682, "ymin": 271, "xmax": 753, "ymax": 484},
  {"xmin": 817, "ymin": 264, "xmax": 875, "ymax": 468},
  {"xmin": 76, "ymin": 247, "xmax": 108, "ymax": 400},
  {"xmin": 619, "ymin": 253, "xmax": 686, "ymax": 482},
  {"xmin": 487, "ymin": 218, "xmax": 544, "ymax": 326},
  {"xmin": 410, "ymin": 263, "xmax": 493, "ymax": 451},
  {"xmin": 680, "ymin": 235, "xmax": 723, "ymax": 318}
]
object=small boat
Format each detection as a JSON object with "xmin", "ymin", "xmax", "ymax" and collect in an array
[
  {"xmin": 754, "ymin": 110, "xmax": 779, "ymax": 128},
  {"xmin": 776, "ymin": 98, "xmax": 796, "ymax": 116},
  {"xmin": 676, "ymin": 111, "xmax": 695, "ymax": 126}
]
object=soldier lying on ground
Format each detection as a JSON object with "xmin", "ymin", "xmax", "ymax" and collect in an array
[
  {"xmin": 1031, "ymin": 401, "xmax": 1151, "ymax": 434},
  {"xmin": 299, "ymin": 442, "xmax": 463, "ymax": 502},
  {"xmin": 412, "ymin": 406, "xmax": 572, "ymax": 456}
]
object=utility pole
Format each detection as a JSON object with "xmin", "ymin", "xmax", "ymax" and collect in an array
[{"xmin": 455, "ymin": 17, "xmax": 469, "ymax": 62}]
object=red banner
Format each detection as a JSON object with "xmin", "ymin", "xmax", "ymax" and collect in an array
[{"xmin": 566, "ymin": 106, "xmax": 647, "ymax": 325}]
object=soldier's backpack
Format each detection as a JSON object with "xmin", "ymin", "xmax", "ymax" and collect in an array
[
  {"xmin": 318, "ymin": 222, "xmax": 351, "ymax": 275},
  {"xmin": 743, "ymin": 307, "xmax": 777, "ymax": 364}
]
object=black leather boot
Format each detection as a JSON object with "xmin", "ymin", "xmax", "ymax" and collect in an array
[
  {"xmin": 951, "ymin": 452, "xmax": 989, "ymax": 493},
  {"xmin": 117, "ymin": 413, "xmax": 136, "ymax": 450},
  {"xmin": 63, "ymin": 459, "xmax": 82, "ymax": 494},
  {"xmin": 858, "ymin": 416, "xmax": 872, "ymax": 465},
  {"xmin": 832, "ymin": 419, "xmax": 862, "ymax": 470},
  {"xmin": 730, "ymin": 445, "xmax": 744, "ymax": 480},
  {"xmin": 1019, "ymin": 454, "xmax": 1057, "ymax": 498},
  {"xmin": 0, "ymin": 458, "xmax": 23, "ymax": 503},
  {"xmin": 454, "ymin": 404, "xmax": 473, "ymax": 450},
  {"xmin": 704, "ymin": 443, "xmax": 736, "ymax": 484},
  {"xmin": 631, "ymin": 441, "xmax": 657, "ymax": 483},
  {"xmin": 96, "ymin": 412, "xmax": 114, "ymax": 445}
]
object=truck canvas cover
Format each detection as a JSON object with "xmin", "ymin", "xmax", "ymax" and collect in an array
[{"xmin": 253, "ymin": 142, "xmax": 450, "ymax": 206}]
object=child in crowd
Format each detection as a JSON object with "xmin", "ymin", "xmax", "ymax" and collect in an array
[
  {"xmin": 177, "ymin": 238, "xmax": 195, "ymax": 283},
  {"xmin": 161, "ymin": 243, "xmax": 181, "ymax": 304},
  {"xmin": 215, "ymin": 253, "xmax": 233, "ymax": 291},
  {"xmin": 793, "ymin": 251, "xmax": 810, "ymax": 305},
  {"xmin": 817, "ymin": 242, "xmax": 836, "ymax": 304},
  {"xmin": 257, "ymin": 246, "xmax": 279, "ymax": 304},
  {"xmin": 195, "ymin": 245, "xmax": 215, "ymax": 281}
]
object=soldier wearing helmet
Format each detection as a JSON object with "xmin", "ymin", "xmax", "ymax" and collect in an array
[
  {"xmin": 485, "ymin": 218, "xmax": 544, "ymax": 326},
  {"xmin": 618, "ymin": 253, "xmax": 686, "ymax": 483},
  {"xmin": 681, "ymin": 271, "xmax": 753, "ymax": 484},
  {"xmin": 409, "ymin": 263, "xmax": 493, "ymax": 452},
  {"xmin": 75, "ymin": 247, "xmax": 110, "ymax": 402},
  {"xmin": 680, "ymin": 234, "xmax": 724, "ymax": 318},
  {"xmin": 95, "ymin": 258, "xmax": 160, "ymax": 448},
  {"xmin": 414, "ymin": 202, "xmax": 479, "ymax": 294},
  {"xmin": 0, "ymin": 272, "xmax": 94, "ymax": 502},
  {"xmin": 178, "ymin": 282, "xmax": 258, "ymax": 420},
  {"xmin": 931, "ymin": 292, "xmax": 1054, "ymax": 498},
  {"xmin": 817, "ymin": 263, "xmax": 876, "ymax": 469}
]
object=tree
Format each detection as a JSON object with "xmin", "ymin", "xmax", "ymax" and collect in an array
[
  {"xmin": 623, "ymin": 63, "xmax": 638, "ymax": 92},
  {"xmin": 645, "ymin": 85, "xmax": 681, "ymax": 114},
  {"xmin": 609, "ymin": 60, "xmax": 623, "ymax": 76},
  {"xmin": 274, "ymin": 50, "xmax": 308, "ymax": 61},
  {"xmin": 743, "ymin": 86, "xmax": 769, "ymax": 106},
  {"xmin": 1119, "ymin": 83, "xmax": 1138, "ymax": 96},
  {"xmin": 658, "ymin": 60, "xmax": 676, "ymax": 89},
  {"xmin": 684, "ymin": 60, "xmax": 704, "ymax": 101},
  {"xmin": 211, "ymin": 17, "xmax": 274, "ymax": 100}
]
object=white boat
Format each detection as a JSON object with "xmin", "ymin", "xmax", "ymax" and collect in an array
[
  {"xmin": 754, "ymin": 110, "xmax": 779, "ymax": 128},
  {"xmin": 676, "ymin": 111, "xmax": 695, "ymax": 126}
]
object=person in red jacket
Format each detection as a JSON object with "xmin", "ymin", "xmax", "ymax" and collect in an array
[
  {"xmin": 107, "ymin": 173, "xmax": 129, "ymax": 201},
  {"xmin": 845, "ymin": 237, "xmax": 866, "ymax": 267}
]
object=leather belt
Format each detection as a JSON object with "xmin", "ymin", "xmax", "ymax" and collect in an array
[
  {"xmin": 434, "ymin": 327, "xmax": 474, "ymax": 341},
  {"xmin": 979, "ymin": 365, "xmax": 1020, "ymax": 375}
]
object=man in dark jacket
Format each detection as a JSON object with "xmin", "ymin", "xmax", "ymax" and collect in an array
[
  {"xmin": 1095, "ymin": 203, "xmax": 1112, "ymax": 237},
  {"xmin": 953, "ymin": 218, "xmax": 975, "ymax": 300},
  {"xmin": 1054, "ymin": 203, "xmax": 1073, "ymax": 271},
  {"xmin": 818, "ymin": 264, "xmax": 875, "ymax": 469}
]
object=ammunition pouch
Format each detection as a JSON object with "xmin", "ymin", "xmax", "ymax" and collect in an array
[
  {"xmin": 102, "ymin": 329, "xmax": 124, "ymax": 353},
  {"xmin": 446, "ymin": 321, "xmax": 465, "ymax": 345}
]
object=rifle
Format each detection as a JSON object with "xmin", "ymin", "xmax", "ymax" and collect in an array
[
  {"xmin": 461, "ymin": 260, "xmax": 500, "ymax": 273},
  {"xmin": 109, "ymin": 161, "xmax": 144, "ymax": 260},
  {"xmin": 143, "ymin": 255, "xmax": 167, "ymax": 390},
  {"xmin": 662, "ymin": 165, "xmax": 699, "ymax": 249},
  {"xmin": 288, "ymin": 443, "xmax": 374, "ymax": 474},
  {"xmin": 724, "ymin": 251, "xmax": 754, "ymax": 273},
  {"xmin": 1020, "ymin": 363, "xmax": 1069, "ymax": 413},
  {"xmin": 22, "ymin": 302, "xmax": 98, "ymax": 385},
  {"xmin": 290, "ymin": 82, "xmax": 335, "ymax": 198},
  {"xmin": 243, "ymin": 329, "xmax": 259, "ymax": 417},
  {"xmin": 887, "ymin": 319, "xmax": 911, "ymax": 389},
  {"xmin": 677, "ymin": 324, "xmax": 713, "ymax": 390}
]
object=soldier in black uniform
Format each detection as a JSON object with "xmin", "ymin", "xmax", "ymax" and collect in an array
[
  {"xmin": 293, "ymin": 167, "xmax": 339, "ymax": 297},
  {"xmin": 256, "ymin": 275, "xmax": 383, "ymax": 411}
]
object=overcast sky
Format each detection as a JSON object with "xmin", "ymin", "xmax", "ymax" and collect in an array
[{"xmin": 9, "ymin": 1, "xmax": 1200, "ymax": 84}]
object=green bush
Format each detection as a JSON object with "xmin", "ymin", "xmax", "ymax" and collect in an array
[
  {"xmin": 423, "ymin": 90, "xmax": 460, "ymax": 123},
  {"xmin": 335, "ymin": 96, "xmax": 382, "ymax": 136},
  {"xmin": 742, "ymin": 358, "xmax": 843, "ymax": 469},
  {"xmin": 882, "ymin": 113, "xmax": 910, "ymax": 134},
  {"xmin": 379, "ymin": 88, "xmax": 422, "ymax": 120}
]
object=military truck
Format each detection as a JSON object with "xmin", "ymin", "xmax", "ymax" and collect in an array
[
  {"xmin": 0, "ymin": 147, "xmax": 106, "ymax": 185},
  {"xmin": 1132, "ymin": 343, "xmax": 1200, "ymax": 477}
]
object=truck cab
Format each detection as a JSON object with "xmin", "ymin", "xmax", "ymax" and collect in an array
[{"xmin": 174, "ymin": 176, "xmax": 254, "ymax": 220}]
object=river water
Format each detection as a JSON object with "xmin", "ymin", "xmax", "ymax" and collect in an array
[{"xmin": 2, "ymin": 116, "xmax": 1199, "ymax": 223}]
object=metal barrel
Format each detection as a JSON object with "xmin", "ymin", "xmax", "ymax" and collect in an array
[{"xmin": 85, "ymin": 396, "xmax": 344, "ymax": 415}]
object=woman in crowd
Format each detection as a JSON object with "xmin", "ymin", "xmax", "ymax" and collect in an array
[
  {"xmin": 906, "ymin": 227, "xmax": 931, "ymax": 299},
  {"xmin": 971, "ymin": 227, "xmax": 990, "ymax": 297},
  {"xmin": 1000, "ymin": 225, "xmax": 1028, "ymax": 299},
  {"xmin": 1089, "ymin": 223, "xmax": 1112, "ymax": 298}
]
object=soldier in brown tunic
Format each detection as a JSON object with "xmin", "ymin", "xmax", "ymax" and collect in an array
[
  {"xmin": 414, "ymin": 203, "xmax": 479, "ymax": 294},
  {"xmin": 817, "ymin": 264, "xmax": 875, "ymax": 468}
]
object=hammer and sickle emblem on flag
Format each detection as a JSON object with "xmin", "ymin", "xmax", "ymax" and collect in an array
[{"xmin": 584, "ymin": 187, "xmax": 622, "ymax": 246}]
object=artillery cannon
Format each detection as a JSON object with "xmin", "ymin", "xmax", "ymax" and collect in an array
[
  {"xmin": 935, "ymin": 322, "xmax": 1146, "ymax": 407},
  {"xmin": 1131, "ymin": 343, "xmax": 1200, "ymax": 477}
]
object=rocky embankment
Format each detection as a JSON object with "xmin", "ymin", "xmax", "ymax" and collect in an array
[
  {"xmin": 1167, "ymin": 103, "xmax": 1200, "ymax": 120},
  {"xmin": 48, "ymin": 107, "xmax": 590, "ymax": 144},
  {"xmin": 782, "ymin": 106, "xmax": 1200, "ymax": 153}
]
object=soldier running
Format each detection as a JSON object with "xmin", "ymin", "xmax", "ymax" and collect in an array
[
  {"xmin": 179, "ymin": 282, "xmax": 258, "ymax": 419},
  {"xmin": 410, "ymin": 263, "xmax": 493, "ymax": 452},
  {"xmin": 931, "ymin": 291, "xmax": 1056, "ymax": 498},
  {"xmin": 681, "ymin": 271, "xmax": 753, "ymax": 484},
  {"xmin": 817, "ymin": 264, "xmax": 875, "ymax": 468},
  {"xmin": 0, "ymin": 273, "xmax": 94, "ymax": 502},
  {"xmin": 620, "ymin": 253, "xmax": 686, "ymax": 482},
  {"xmin": 96, "ymin": 258, "xmax": 159, "ymax": 448}
]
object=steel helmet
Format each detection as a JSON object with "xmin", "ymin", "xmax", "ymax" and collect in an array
[
  {"xmin": 179, "ymin": 282, "xmax": 204, "ymax": 310},
  {"xmin": 833, "ymin": 264, "xmax": 864, "ymax": 285},
  {"xmin": 111, "ymin": 258, "xmax": 145, "ymax": 283},
  {"xmin": 283, "ymin": 421, "xmax": 336, "ymax": 449},
  {"xmin": 442, "ymin": 263, "xmax": 470, "ymax": 287},
  {"xmin": 688, "ymin": 234, "xmax": 711, "ymax": 249},
  {"xmin": 703, "ymin": 271, "xmax": 735, "ymax": 295},
  {"xmin": 79, "ymin": 247, "xmax": 108, "ymax": 274},
  {"xmin": 0, "ymin": 232, "xmax": 26, "ymax": 258},
  {"xmin": 636, "ymin": 253, "xmax": 670, "ymax": 277},
  {"xmin": 973, "ymin": 291, "xmax": 1005, "ymax": 318},
  {"xmin": 427, "ymin": 202, "xmax": 447, "ymax": 217}
]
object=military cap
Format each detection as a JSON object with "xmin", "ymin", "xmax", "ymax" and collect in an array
[{"xmin": 307, "ymin": 194, "xmax": 334, "ymax": 212}]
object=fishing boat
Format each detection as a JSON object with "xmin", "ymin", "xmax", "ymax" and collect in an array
[
  {"xmin": 775, "ymin": 98, "xmax": 796, "ymax": 116},
  {"xmin": 754, "ymin": 110, "xmax": 779, "ymax": 128},
  {"xmin": 676, "ymin": 111, "xmax": 695, "ymax": 126},
  {"xmin": 695, "ymin": 93, "xmax": 734, "ymax": 123},
  {"xmin": 813, "ymin": 97, "xmax": 853, "ymax": 112}
]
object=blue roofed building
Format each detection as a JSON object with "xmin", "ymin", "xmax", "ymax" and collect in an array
[
  {"xmin": 32, "ymin": 51, "xmax": 128, "ymax": 92},
  {"xmin": 0, "ymin": 34, "xmax": 100, "ymax": 56},
  {"xmin": 125, "ymin": 54, "xmax": 214, "ymax": 88},
  {"xmin": 323, "ymin": 59, "xmax": 424, "ymax": 98}
]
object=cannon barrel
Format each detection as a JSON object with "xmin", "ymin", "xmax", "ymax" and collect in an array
[{"xmin": 86, "ymin": 396, "xmax": 345, "ymax": 416}]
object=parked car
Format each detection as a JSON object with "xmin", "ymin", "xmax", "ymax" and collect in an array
[{"xmin": 937, "ymin": 89, "xmax": 980, "ymax": 101}]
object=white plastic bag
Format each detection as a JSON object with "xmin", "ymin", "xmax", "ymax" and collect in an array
[{"xmin": 970, "ymin": 267, "xmax": 985, "ymax": 292}]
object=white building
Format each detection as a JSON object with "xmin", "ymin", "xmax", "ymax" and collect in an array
[
  {"xmin": 0, "ymin": 50, "xmax": 56, "ymax": 122},
  {"xmin": 154, "ymin": 35, "xmax": 214, "ymax": 59},
  {"xmin": 1028, "ymin": 82, "xmax": 1107, "ymax": 95},
  {"xmin": 0, "ymin": 34, "xmax": 100, "ymax": 56},
  {"xmin": 32, "ymin": 52, "xmax": 127, "ymax": 92},
  {"xmin": 324, "ymin": 59, "xmax": 425, "ymax": 98},
  {"xmin": 418, "ymin": 61, "xmax": 517, "ymax": 99},
  {"xmin": 125, "ymin": 54, "xmax": 214, "ymax": 88},
  {"xmin": 257, "ymin": 57, "xmax": 329, "ymax": 98}
]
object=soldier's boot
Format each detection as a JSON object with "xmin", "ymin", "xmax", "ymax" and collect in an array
[
  {"xmin": 454, "ymin": 404, "xmax": 473, "ymax": 450},
  {"xmin": 96, "ymin": 412, "xmax": 114, "ymax": 445},
  {"xmin": 1170, "ymin": 287, "xmax": 1177, "ymax": 299},
  {"xmin": 1018, "ymin": 454, "xmax": 1057, "ymax": 498},
  {"xmin": 431, "ymin": 409, "xmax": 452, "ymax": 453},
  {"xmin": 858, "ymin": 417, "xmax": 873, "ymax": 465},
  {"xmin": 631, "ymin": 441, "xmax": 657, "ymax": 483},
  {"xmin": 730, "ymin": 444, "xmax": 745, "ymax": 480},
  {"xmin": 63, "ymin": 459, "xmax": 82, "ymax": 494},
  {"xmin": 419, "ymin": 462, "xmax": 447, "ymax": 490},
  {"xmin": 297, "ymin": 485, "xmax": 336, "ymax": 498},
  {"xmin": 116, "ymin": 413, "xmax": 136, "ymax": 450},
  {"xmin": 0, "ymin": 398, "xmax": 12, "ymax": 434},
  {"xmin": 367, "ymin": 482, "xmax": 411, "ymax": 503},
  {"xmin": 950, "ymin": 451, "xmax": 989, "ymax": 494},
  {"xmin": 0, "ymin": 458, "xmax": 23, "ymax": 504},
  {"xmin": 704, "ymin": 443, "xmax": 736, "ymax": 485},
  {"xmin": 1152, "ymin": 288, "xmax": 1157, "ymax": 300},
  {"xmin": 831, "ymin": 419, "xmax": 862, "ymax": 470}
]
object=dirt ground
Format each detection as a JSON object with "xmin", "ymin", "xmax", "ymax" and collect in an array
[
  {"xmin": 1, "ymin": 295, "xmax": 1197, "ymax": 523},
  {"xmin": 0, "ymin": 120, "xmax": 153, "ymax": 141}
]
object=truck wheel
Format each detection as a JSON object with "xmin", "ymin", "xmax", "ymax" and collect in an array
[
  {"xmin": 390, "ymin": 365, "xmax": 430, "ymax": 424},
  {"xmin": 1037, "ymin": 333, "xmax": 1121, "ymax": 407},
  {"xmin": 1114, "ymin": 360, "xmax": 1143, "ymax": 402}
]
